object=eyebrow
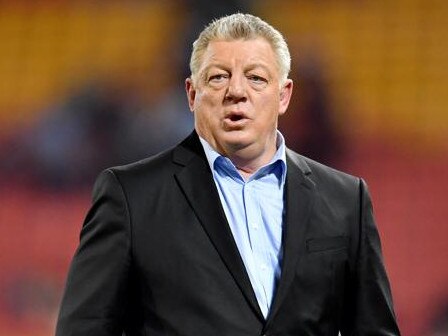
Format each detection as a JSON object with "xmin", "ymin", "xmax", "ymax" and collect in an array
[
  {"xmin": 245, "ymin": 63, "xmax": 271, "ymax": 72},
  {"xmin": 201, "ymin": 62, "xmax": 272, "ymax": 79}
]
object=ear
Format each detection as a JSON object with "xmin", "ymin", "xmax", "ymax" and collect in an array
[
  {"xmin": 278, "ymin": 79, "xmax": 293, "ymax": 116},
  {"xmin": 185, "ymin": 78, "xmax": 196, "ymax": 112}
]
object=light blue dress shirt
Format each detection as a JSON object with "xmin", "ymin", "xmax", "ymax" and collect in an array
[{"xmin": 199, "ymin": 133, "xmax": 287, "ymax": 318}]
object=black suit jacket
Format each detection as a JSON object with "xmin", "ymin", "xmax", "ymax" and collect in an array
[{"xmin": 56, "ymin": 132, "xmax": 400, "ymax": 336}]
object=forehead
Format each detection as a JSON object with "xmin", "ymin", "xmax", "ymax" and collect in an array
[{"xmin": 199, "ymin": 38, "xmax": 278, "ymax": 72}]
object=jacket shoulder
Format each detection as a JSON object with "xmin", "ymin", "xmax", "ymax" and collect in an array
[
  {"xmin": 95, "ymin": 146, "xmax": 177, "ymax": 195},
  {"xmin": 105, "ymin": 131, "xmax": 202, "ymax": 182},
  {"xmin": 113, "ymin": 147, "xmax": 175, "ymax": 176},
  {"xmin": 286, "ymin": 148, "xmax": 361, "ymax": 192}
]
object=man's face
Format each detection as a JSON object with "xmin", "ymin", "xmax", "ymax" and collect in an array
[{"xmin": 186, "ymin": 38, "xmax": 293, "ymax": 162}]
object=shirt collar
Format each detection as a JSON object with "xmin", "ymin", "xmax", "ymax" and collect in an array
[{"xmin": 199, "ymin": 131, "xmax": 287, "ymax": 184}]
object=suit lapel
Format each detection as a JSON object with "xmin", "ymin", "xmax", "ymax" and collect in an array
[
  {"xmin": 266, "ymin": 150, "xmax": 316, "ymax": 327},
  {"xmin": 173, "ymin": 132, "xmax": 264, "ymax": 321}
]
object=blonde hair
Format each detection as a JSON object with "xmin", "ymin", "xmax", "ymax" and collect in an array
[{"xmin": 189, "ymin": 13, "xmax": 291, "ymax": 85}]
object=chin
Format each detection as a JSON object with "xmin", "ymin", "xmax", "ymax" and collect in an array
[
  {"xmin": 222, "ymin": 129, "xmax": 250, "ymax": 140},
  {"xmin": 221, "ymin": 133, "xmax": 254, "ymax": 151}
]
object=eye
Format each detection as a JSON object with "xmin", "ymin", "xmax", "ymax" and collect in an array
[
  {"xmin": 247, "ymin": 74, "xmax": 268, "ymax": 84},
  {"xmin": 208, "ymin": 73, "xmax": 229, "ymax": 83}
]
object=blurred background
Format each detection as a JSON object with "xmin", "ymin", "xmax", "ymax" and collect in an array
[{"xmin": 0, "ymin": 0, "xmax": 447, "ymax": 335}]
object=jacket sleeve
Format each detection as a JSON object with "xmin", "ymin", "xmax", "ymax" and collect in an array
[
  {"xmin": 341, "ymin": 178, "xmax": 401, "ymax": 335},
  {"xmin": 55, "ymin": 169, "xmax": 131, "ymax": 336}
]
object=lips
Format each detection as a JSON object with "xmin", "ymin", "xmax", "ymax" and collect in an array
[
  {"xmin": 225, "ymin": 111, "xmax": 247, "ymax": 121},
  {"xmin": 223, "ymin": 111, "xmax": 249, "ymax": 130}
]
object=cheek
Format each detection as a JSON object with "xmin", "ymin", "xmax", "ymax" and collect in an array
[
  {"xmin": 256, "ymin": 94, "xmax": 280, "ymax": 119},
  {"xmin": 197, "ymin": 93, "xmax": 223, "ymax": 118},
  {"xmin": 195, "ymin": 90, "xmax": 220, "ymax": 109},
  {"xmin": 194, "ymin": 93, "xmax": 221, "ymax": 126}
]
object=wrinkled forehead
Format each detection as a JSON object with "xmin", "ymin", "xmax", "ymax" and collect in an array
[
  {"xmin": 204, "ymin": 35, "xmax": 275, "ymax": 55},
  {"xmin": 197, "ymin": 37, "xmax": 279, "ymax": 73}
]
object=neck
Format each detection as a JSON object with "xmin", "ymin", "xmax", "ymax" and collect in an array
[
  {"xmin": 197, "ymin": 129, "xmax": 280, "ymax": 178},
  {"xmin": 227, "ymin": 140, "xmax": 278, "ymax": 179}
]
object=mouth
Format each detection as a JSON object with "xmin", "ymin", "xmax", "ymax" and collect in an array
[
  {"xmin": 225, "ymin": 111, "xmax": 247, "ymax": 121},
  {"xmin": 223, "ymin": 112, "xmax": 249, "ymax": 130},
  {"xmin": 228, "ymin": 114, "xmax": 244, "ymax": 122},
  {"xmin": 223, "ymin": 112, "xmax": 249, "ymax": 128}
]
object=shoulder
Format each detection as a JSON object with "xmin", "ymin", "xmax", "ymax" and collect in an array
[
  {"xmin": 286, "ymin": 148, "xmax": 362, "ymax": 195},
  {"xmin": 286, "ymin": 148, "xmax": 359, "ymax": 182},
  {"xmin": 107, "ymin": 131, "xmax": 203, "ymax": 180},
  {"xmin": 93, "ymin": 131, "xmax": 206, "ymax": 197},
  {"xmin": 98, "ymin": 145, "xmax": 183, "ymax": 199},
  {"xmin": 110, "ymin": 147, "xmax": 176, "ymax": 180}
]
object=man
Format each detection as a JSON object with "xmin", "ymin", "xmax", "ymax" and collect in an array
[{"xmin": 56, "ymin": 13, "xmax": 400, "ymax": 336}]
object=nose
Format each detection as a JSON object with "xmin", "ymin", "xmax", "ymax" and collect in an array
[{"xmin": 225, "ymin": 74, "xmax": 247, "ymax": 102}]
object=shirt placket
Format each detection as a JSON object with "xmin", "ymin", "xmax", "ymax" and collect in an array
[{"xmin": 243, "ymin": 180, "xmax": 271, "ymax": 316}]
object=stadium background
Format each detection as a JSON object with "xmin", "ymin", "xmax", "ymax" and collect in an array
[{"xmin": 0, "ymin": 1, "xmax": 447, "ymax": 335}]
